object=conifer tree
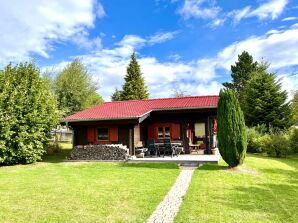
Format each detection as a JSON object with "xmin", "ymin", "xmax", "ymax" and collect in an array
[
  {"xmin": 223, "ymin": 51, "xmax": 258, "ymax": 94},
  {"xmin": 119, "ymin": 53, "xmax": 149, "ymax": 100},
  {"xmin": 217, "ymin": 89, "xmax": 247, "ymax": 167},
  {"xmin": 242, "ymin": 70, "xmax": 292, "ymax": 130}
]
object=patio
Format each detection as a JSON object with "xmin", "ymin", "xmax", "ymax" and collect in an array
[{"xmin": 128, "ymin": 154, "xmax": 221, "ymax": 164}]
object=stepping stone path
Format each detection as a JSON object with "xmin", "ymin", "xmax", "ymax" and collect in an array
[{"xmin": 147, "ymin": 163, "xmax": 198, "ymax": 223}]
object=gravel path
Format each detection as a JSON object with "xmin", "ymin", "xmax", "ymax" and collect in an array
[{"xmin": 147, "ymin": 164, "xmax": 198, "ymax": 223}]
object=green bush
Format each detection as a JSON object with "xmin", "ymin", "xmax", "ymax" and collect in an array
[
  {"xmin": 262, "ymin": 133, "xmax": 290, "ymax": 157},
  {"xmin": 247, "ymin": 127, "xmax": 262, "ymax": 153},
  {"xmin": 289, "ymin": 128, "xmax": 298, "ymax": 153}
]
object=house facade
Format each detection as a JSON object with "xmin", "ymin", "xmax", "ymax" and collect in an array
[{"xmin": 64, "ymin": 96, "xmax": 218, "ymax": 155}]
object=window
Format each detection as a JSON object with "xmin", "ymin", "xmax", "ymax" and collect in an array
[
  {"xmin": 97, "ymin": 128, "xmax": 109, "ymax": 140},
  {"xmin": 157, "ymin": 126, "xmax": 171, "ymax": 139}
]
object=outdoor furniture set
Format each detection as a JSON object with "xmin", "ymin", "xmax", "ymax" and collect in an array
[{"xmin": 135, "ymin": 139, "xmax": 183, "ymax": 158}]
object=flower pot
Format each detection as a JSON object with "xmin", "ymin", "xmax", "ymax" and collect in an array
[{"xmin": 211, "ymin": 148, "xmax": 217, "ymax": 155}]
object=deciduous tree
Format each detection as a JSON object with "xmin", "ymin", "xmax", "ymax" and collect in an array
[
  {"xmin": 0, "ymin": 62, "xmax": 60, "ymax": 165},
  {"xmin": 55, "ymin": 58, "xmax": 103, "ymax": 116}
]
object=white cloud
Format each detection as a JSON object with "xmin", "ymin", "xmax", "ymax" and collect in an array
[
  {"xmin": 49, "ymin": 25, "xmax": 298, "ymax": 101},
  {"xmin": 148, "ymin": 31, "xmax": 179, "ymax": 44},
  {"xmin": 0, "ymin": 0, "xmax": 102, "ymax": 64},
  {"xmin": 282, "ymin": 16, "xmax": 298, "ymax": 21},
  {"xmin": 230, "ymin": 0, "xmax": 288, "ymax": 23},
  {"xmin": 179, "ymin": 0, "xmax": 221, "ymax": 20}
]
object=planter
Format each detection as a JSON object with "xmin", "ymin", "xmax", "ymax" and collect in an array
[{"xmin": 211, "ymin": 148, "xmax": 217, "ymax": 155}]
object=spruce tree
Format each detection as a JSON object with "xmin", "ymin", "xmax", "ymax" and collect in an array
[
  {"xmin": 217, "ymin": 89, "xmax": 247, "ymax": 167},
  {"xmin": 119, "ymin": 53, "xmax": 149, "ymax": 100},
  {"xmin": 242, "ymin": 70, "xmax": 292, "ymax": 130},
  {"xmin": 223, "ymin": 51, "xmax": 258, "ymax": 94}
]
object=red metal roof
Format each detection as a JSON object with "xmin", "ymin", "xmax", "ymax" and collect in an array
[{"xmin": 64, "ymin": 95, "xmax": 218, "ymax": 121}]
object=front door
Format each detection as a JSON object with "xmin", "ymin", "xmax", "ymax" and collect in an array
[{"xmin": 118, "ymin": 125, "xmax": 133, "ymax": 153}]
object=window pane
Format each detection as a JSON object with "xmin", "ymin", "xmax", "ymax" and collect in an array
[
  {"xmin": 164, "ymin": 127, "xmax": 171, "ymax": 138},
  {"xmin": 157, "ymin": 127, "xmax": 163, "ymax": 138},
  {"xmin": 98, "ymin": 128, "xmax": 109, "ymax": 140}
]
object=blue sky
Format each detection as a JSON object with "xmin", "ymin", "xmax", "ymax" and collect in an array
[{"xmin": 0, "ymin": 0, "xmax": 297, "ymax": 100}]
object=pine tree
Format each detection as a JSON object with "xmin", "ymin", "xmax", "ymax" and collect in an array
[
  {"xmin": 119, "ymin": 53, "xmax": 149, "ymax": 100},
  {"xmin": 217, "ymin": 89, "xmax": 247, "ymax": 168},
  {"xmin": 0, "ymin": 62, "xmax": 60, "ymax": 165},
  {"xmin": 223, "ymin": 51, "xmax": 258, "ymax": 94},
  {"xmin": 242, "ymin": 70, "xmax": 292, "ymax": 130},
  {"xmin": 55, "ymin": 58, "xmax": 103, "ymax": 116}
]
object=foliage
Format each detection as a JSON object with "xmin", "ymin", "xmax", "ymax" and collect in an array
[
  {"xmin": 111, "ymin": 88, "xmax": 122, "ymax": 101},
  {"xmin": 217, "ymin": 89, "xmax": 247, "ymax": 167},
  {"xmin": 262, "ymin": 132, "xmax": 290, "ymax": 158},
  {"xmin": 0, "ymin": 62, "xmax": 60, "ymax": 165},
  {"xmin": 115, "ymin": 52, "xmax": 149, "ymax": 100},
  {"xmin": 292, "ymin": 90, "xmax": 298, "ymax": 123},
  {"xmin": 246, "ymin": 127, "xmax": 264, "ymax": 153},
  {"xmin": 223, "ymin": 51, "xmax": 258, "ymax": 100},
  {"xmin": 289, "ymin": 127, "xmax": 298, "ymax": 153},
  {"xmin": 242, "ymin": 70, "xmax": 292, "ymax": 130},
  {"xmin": 55, "ymin": 58, "xmax": 103, "ymax": 116}
]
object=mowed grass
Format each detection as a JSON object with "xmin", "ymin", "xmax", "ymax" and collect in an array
[
  {"xmin": 175, "ymin": 154, "xmax": 298, "ymax": 223},
  {"xmin": 0, "ymin": 144, "xmax": 179, "ymax": 223}
]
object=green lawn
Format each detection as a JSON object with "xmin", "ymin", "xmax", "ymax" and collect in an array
[
  {"xmin": 0, "ymin": 144, "xmax": 179, "ymax": 223},
  {"xmin": 175, "ymin": 154, "xmax": 298, "ymax": 223}
]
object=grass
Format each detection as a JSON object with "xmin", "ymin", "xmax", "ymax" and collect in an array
[
  {"xmin": 0, "ymin": 143, "xmax": 180, "ymax": 223},
  {"xmin": 175, "ymin": 154, "xmax": 298, "ymax": 223}
]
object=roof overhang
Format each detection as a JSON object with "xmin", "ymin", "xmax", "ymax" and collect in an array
[{"xmin": 62, "ymin": 105, "xmax": 217, "ymax": 124}]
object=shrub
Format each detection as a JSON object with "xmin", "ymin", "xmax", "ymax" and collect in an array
[
  {"xmin": 247, "ymin": 127, "xmax": 263, "ymax": 153},
  {"xmin": 262, "ymin": 133, "xmax": 290, "ymax": 157},
  {"xmin": 289, "ymin": 128, "xmax": 298, "ymax": 153},
  {"xmin": 217, "ymin": 89, "xmax": 247, "ymax": 167}
]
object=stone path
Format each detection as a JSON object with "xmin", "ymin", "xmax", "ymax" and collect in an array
[{"xmin": 147, "ymin": 163, "xmax": 198, "ymax": 223}]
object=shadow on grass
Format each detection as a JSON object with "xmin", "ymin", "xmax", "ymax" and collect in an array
[
  {"xmin": 41, "ymin": 149, "xmax": 71, "ymax": 163},
  {"xmin": 198, "ymin": 164, "xmax": 227, "ymax": 171}
]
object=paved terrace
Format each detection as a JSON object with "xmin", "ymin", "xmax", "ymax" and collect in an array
[{"xmin": 128, "ymin": 154, "xmax": 220, "ymax": 164}]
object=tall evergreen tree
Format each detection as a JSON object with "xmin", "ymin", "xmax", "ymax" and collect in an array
[
  {"xmin": 0, "ymin": 62, "xmax": 60, "ymax": 165},
  {"xmin": 242, "ymin": 70, "xmax": 292, "ymax": 130},
  {"xmin": 217, "ymin": 89, "xmax": 247, "ymax": 168},
  {"xmin": 119, "ymin": 52, "xmax": 149, "ymax": 100},
  {"xmin": 223, "ymin": 51, "xmax": 258, "ymax": 95},
  {"xmin": 55, "ymin": 58, "xmax": 103, "ymax": 116}
]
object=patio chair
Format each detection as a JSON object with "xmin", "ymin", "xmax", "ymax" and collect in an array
[
  {"xmin": 163, "ymin": 138, "xmax": 178, "ymax": 158},
  {"xmin": 147, "ymin": 138, "xmax": 158, "ymax": 157}
]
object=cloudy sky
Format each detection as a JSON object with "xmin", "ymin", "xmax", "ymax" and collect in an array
[{"xmin": 0, "ymin": 0, "xmax": 297, "ymax": 100}]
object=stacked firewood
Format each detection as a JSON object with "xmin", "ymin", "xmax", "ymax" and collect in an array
[{"xmin": 69, "ymin": 144, "xmax": 129, "ymax": 160}]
